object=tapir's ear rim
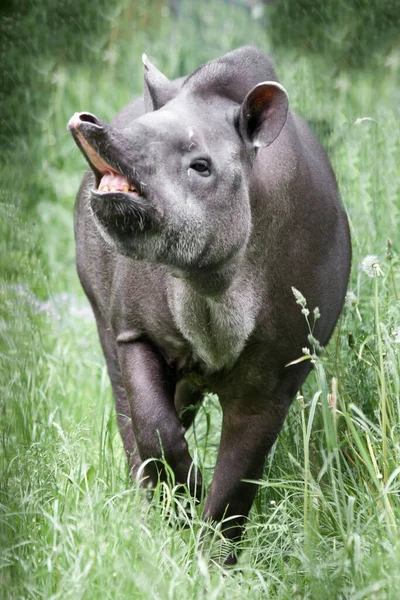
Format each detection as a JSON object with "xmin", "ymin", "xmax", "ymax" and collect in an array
[
  {"xmin": 142, "ymin": 53, "xmax": 174, "ymax": 112},
  {"xmin": 239, "ymin": 81, "xmax": 289, "ymax": 148}
]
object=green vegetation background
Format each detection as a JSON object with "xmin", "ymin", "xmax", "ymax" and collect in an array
[{"xmin": 1, "ymin": 1, "xmax": 399, "ymax": 598}]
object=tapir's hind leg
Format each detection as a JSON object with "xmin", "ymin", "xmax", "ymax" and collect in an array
[
  {"xmin": 94, "ymin": 311, "xmax": 142, "ymax": 478},
  {"xmin": 201, "ymin": 357, "xmax": 310, "ymax": 564}
]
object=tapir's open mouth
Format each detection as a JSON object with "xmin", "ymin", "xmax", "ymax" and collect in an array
[{"xmin": 67, "ymin": 112, "xmax": 143, "ymax": 201}]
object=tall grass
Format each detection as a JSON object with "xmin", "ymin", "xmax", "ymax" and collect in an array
[{"xmin": 1, "ymin": 1, "xmax": 399, "ymax": 598}]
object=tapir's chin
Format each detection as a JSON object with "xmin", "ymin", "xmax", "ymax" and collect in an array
[{"xmin": 90, "ymin": 191, "xmax": 152, "ymax": 242}]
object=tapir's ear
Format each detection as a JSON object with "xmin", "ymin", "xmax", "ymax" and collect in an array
[
  {"xmin": 239, "ymin": 81, "xmax": 289, "ymax": 148},
  {"xmin": 142, "ymin": 53, "xmax": 175, "ymax": 112}
]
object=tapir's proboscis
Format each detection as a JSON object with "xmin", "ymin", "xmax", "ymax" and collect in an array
[{"xmin": 69, "ymin": 47, "xmax": 351, "ymax": 564}]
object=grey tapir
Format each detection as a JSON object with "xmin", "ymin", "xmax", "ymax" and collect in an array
[{"xmin": 68, "ymin": 46, "xmax": 351, "ymax": 562}]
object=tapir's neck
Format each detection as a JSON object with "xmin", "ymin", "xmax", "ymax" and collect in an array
[
  {"xmin": 175, "ymin": 258, "xmax": 240, "ymax": 297},
  {"xmin": 168, "ymin": 264, "xmax": 259, "ymax": 372}
]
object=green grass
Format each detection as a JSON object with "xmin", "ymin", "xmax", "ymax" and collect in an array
[{"xmin": 1, "ymin": 1, "xmax": 400, "ymax": 598}]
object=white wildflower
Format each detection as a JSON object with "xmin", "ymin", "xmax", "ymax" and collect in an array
[
  {"xmin": 51, "ymin": 67, "xmax": 67, "ymax": 86},
  {"xmin": 345, "ymin": 291, "xmax": 357, "ymax": 307},
  {"xmin": 385, "ymin": 49, "xmax": 400, "ymax": 70},
  {"xmin": 104, "ymin": 47, "xmax": 118, "ymax": 65},
  {"xmin": 302, "ymin": 347, "xmax": 311, "ymax": 355},
  {"xmin": 345, "ymin": 291, "xmax": 362, "ymax": 321},
  {"xmin": 292, "ymin": 287, "xmax": 307, "ymax": 307},
  {"xmin": 251, "ymin": 3, "xmax": 264, "ymax": 20},
  {"xmin": 308, "ymin": 334, "xmax": 323, "ymax": 352},
  {"xmin": 361, "ymin": 255, "xmax": 384, "ymax": 278},
  {"xmin": 334, "ymin": 74, "xmax": 350, "ymax": 93}
]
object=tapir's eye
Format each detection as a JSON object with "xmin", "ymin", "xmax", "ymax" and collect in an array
[{"xmin": 190, "ymin": 159, "xmax": 210, "ymax": 177}]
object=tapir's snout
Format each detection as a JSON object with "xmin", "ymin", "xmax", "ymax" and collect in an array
[
  {"xmin": 67, "ymin": 110, "xmax": 115, "ymax": 180},
  {"xmin": 67, "ymin": 111, "xmax": 147, "ymax": 199}
]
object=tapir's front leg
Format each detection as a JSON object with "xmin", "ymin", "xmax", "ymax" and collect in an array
[
  {"xmin": 117, "ymin": 341, "xmax": 202, "ymax": 498},
  {"xmin": 202, "ymin": 397, "xmax": 289, "ymax": 564}
]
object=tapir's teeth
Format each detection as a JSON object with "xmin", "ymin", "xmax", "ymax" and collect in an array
[{"xmin": 98, "ymin": 181, "xmax": 138, "ymax": 194}]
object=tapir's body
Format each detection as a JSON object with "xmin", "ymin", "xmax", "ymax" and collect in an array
[{"xmin": 70, "ymin": 47, "xmax": 351, "ymax": 563}]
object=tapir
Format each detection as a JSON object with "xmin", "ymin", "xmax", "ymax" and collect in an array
[{"xmin": 68, "ymin": 46, "xmax": 351, "ymax": 563}]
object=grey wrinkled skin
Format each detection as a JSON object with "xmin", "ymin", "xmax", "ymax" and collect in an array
[{"xmin": 70, "ymin": 46, "xmax": 351, "ymax": 564}]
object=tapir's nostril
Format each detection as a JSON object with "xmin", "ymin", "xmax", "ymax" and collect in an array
[
  {"xmin": 68, "ymin": 111, "xmax": 103, "ymax": 132},
  {"xmin": 78, "ymin": 112, "xmax": 102, "ymax": 127}
]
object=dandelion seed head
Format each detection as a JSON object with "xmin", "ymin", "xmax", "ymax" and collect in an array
[
  {"xmin": 361, "ymin": 255, "xmax": 383, "ymax": 278},
  {"xmin": 345, "ymin": 291, "xmax": 358, "ymax": 307}
]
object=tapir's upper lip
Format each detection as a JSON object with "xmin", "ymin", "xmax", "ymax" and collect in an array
[{"xmin": 67, "ymin": 112, "xmax": 143, "ymax": 197}]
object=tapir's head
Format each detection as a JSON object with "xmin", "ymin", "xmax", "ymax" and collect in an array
[{"xmin": 68, "ymin": 47, "xmax": 288, "ymax": 294}]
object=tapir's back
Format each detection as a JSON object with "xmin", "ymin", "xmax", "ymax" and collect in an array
[{"xmin": 249, "ymin": 108, "xmax": 350, "ymax": 350}]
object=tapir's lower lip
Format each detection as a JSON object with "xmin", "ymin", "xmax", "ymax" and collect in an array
[{"xmin": 90, "ymin": 188, "xmax": 145, "ymax": 202}]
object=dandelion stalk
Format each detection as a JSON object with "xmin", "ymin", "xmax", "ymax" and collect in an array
[
  {"xmin": 390, "ymin": 265, "xmax": 398, "ymax": 301},
  {"xmin": 386, "ymin": 238, "xmax": 398, "ymax": 301},
  {"xmin": 374, "ymin": 275, "xmax": 388, "ymax": 483},
  {"xmin": 300, "ymin": 395, "xmax": 309, "ymax": 541}
]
